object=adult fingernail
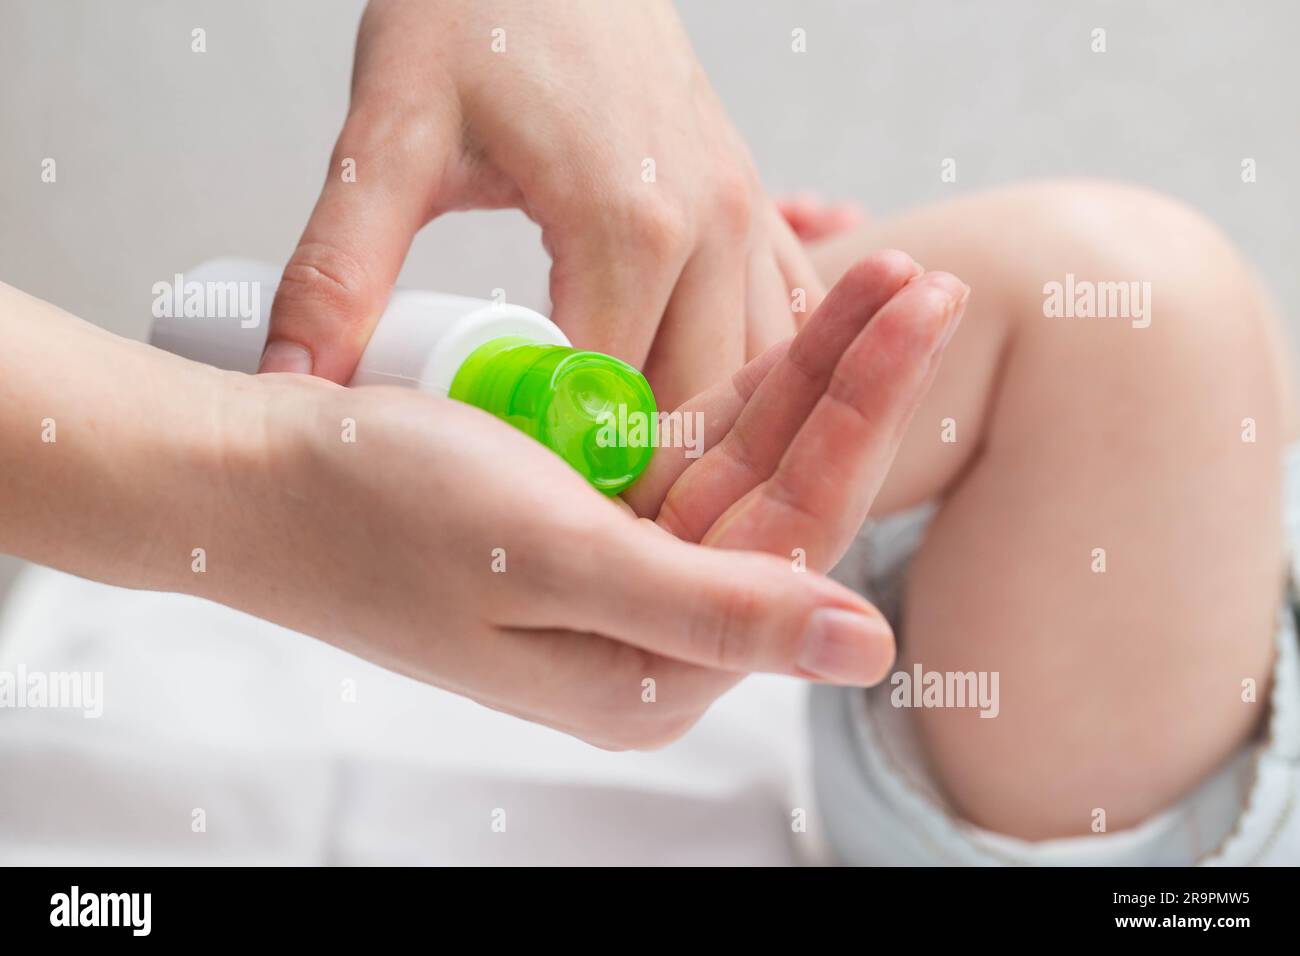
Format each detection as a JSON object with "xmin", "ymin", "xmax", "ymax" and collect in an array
[
  {"xmin": 798, "ymin": 609, "xmax": 895, "ymax": 685},
  {"xmin": 924, "ymin": 275, "xmax": 969, "ymax": 353},
  {"xmin": 259, "ymin": 340, "xmax": 313, "ymax": 374},
  {"xmin": 925, "ymin": 272, "xmax": 967, "ymax": 301},
  {"xmin": 940, "ymin": 284, "xmax": 970, "ymax": 349}
]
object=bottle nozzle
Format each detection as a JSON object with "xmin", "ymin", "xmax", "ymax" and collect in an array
[{"xmin": 448, "ymin": 337, "xmax": 657, "ymax": 495}]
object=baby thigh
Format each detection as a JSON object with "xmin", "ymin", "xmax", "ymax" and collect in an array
[{"xmin": 811, "ymin": 179, "xmax": 1295, "ymax": 839}]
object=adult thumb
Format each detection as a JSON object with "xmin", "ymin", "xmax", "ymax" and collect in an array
[{"xmin": 259, "ymin": 119, "xmax": 443, "ymax": 382}]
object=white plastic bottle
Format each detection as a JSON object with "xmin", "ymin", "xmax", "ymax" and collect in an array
[
  {"xmin": 149, "ymin": 258, "xmax": 570, "ymax": 393},
  {"xmin": 148, "ymin": 258, "xmax": 657, "ymax": 493}
]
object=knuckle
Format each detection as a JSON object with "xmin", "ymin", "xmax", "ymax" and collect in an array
[
  {"xmin": 822, "ymin": 363, "xmax": 880, "ymax": 430},
  {"xmin": 711, "ymin": 171, "xmax": 754, "ymax": 236},
  {"xmin": 694, "ymin": 580, "xmax": 763, "ymax": 672},
  {"xmin": 335, "ymin": 106, "xmax": 442, "ymax": 168},
  {"xmin": 619, "ymin": 194, "xmax": 689, "ymax": 262},
  {"xmin": 277, "ymin": 241, "xmax": 373, "ymax": 325}
]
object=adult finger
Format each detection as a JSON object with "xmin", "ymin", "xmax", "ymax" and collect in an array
[
  {"xmin": 545, "ymin": 195, "xmax": 689, "ymax": 376},
  {"xmin": 539, "ymin": 518, "xmax": 896, "ymax": 686},
  {"xmin": 768, "ymin": 203, "xmax": 830, "ymax": 325},
  {"xmin": 658, "ymin": 250, "xmax": 922, "ymax": 542},
  {"xmin": 639, "ymin": 212, "xmax": 749, "ymax": 412},
  {"xmin": 744, "ymin": 242, "xmax": 799, "ymax": 360},
  {"xmin": 259, "ymin": 104, "xmax": 456, "ymax": 382},
  {"xmin": 621, "ymin": 338, "xmax": 789, "ymax": 519},
  {"xmin": 706, "ymin": 272, "xmax": 969, "ymax": 570}
]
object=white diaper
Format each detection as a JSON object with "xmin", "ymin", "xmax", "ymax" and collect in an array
[{"xmin": 810, "ymin": 448, "xmax": 1300, "ymax": 866}]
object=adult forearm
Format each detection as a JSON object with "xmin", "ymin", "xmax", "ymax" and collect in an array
[{"xmin": 0, "ymin": 281, "xmax": 254, "ymax": 593}]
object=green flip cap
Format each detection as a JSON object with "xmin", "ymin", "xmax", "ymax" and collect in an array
[{"xmin": 449, "ymin": 336, "xmax": 657, "ymax": 495}]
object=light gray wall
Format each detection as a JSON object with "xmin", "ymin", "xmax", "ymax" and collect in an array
[{"xmin": 2, "ymin": 0, "xmax": 1296, "ymax": 601}]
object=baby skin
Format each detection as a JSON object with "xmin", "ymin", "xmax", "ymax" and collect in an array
[{"xmin": 799, "ymin": 179, "xmax": 1298, "ymax": 840}]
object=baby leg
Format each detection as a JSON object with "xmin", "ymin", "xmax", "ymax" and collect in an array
[{"xmin": 810, "ymin": 179, "xmax": 1296, "ymax": 839}]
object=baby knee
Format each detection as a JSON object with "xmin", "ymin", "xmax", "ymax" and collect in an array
[
  {"xmin": 1009, "ymin": 179, "xmax": 1289, "ymax": 428},
  {"xmin": 1027, "ymin": 179, "xmax": 1265, "ymax": 323}
]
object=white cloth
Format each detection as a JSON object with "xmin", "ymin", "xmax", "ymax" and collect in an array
[{"xmin": 0, "ymin": 569, "xmax": 825, "ymax": 866}]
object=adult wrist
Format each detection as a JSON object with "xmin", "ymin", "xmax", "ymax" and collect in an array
[{"xmin": 156, "ymin": 369, "xmax": 327, "ymax": 605}]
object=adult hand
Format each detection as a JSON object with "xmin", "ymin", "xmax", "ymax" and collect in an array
[
  {"xmin": 216, "ymin": 375, "xmax": 875, "ymax": 751},
  {"xmin": 0, "ymin": 243, "xmax": 963, "ymax": 752},
  {"xmin": 260, "ymin": 0, "xmax": 824, "ymax": 410},
  {"xmin": 231, "ymin": 250, "xmax": 965, "ymax": 749}
]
